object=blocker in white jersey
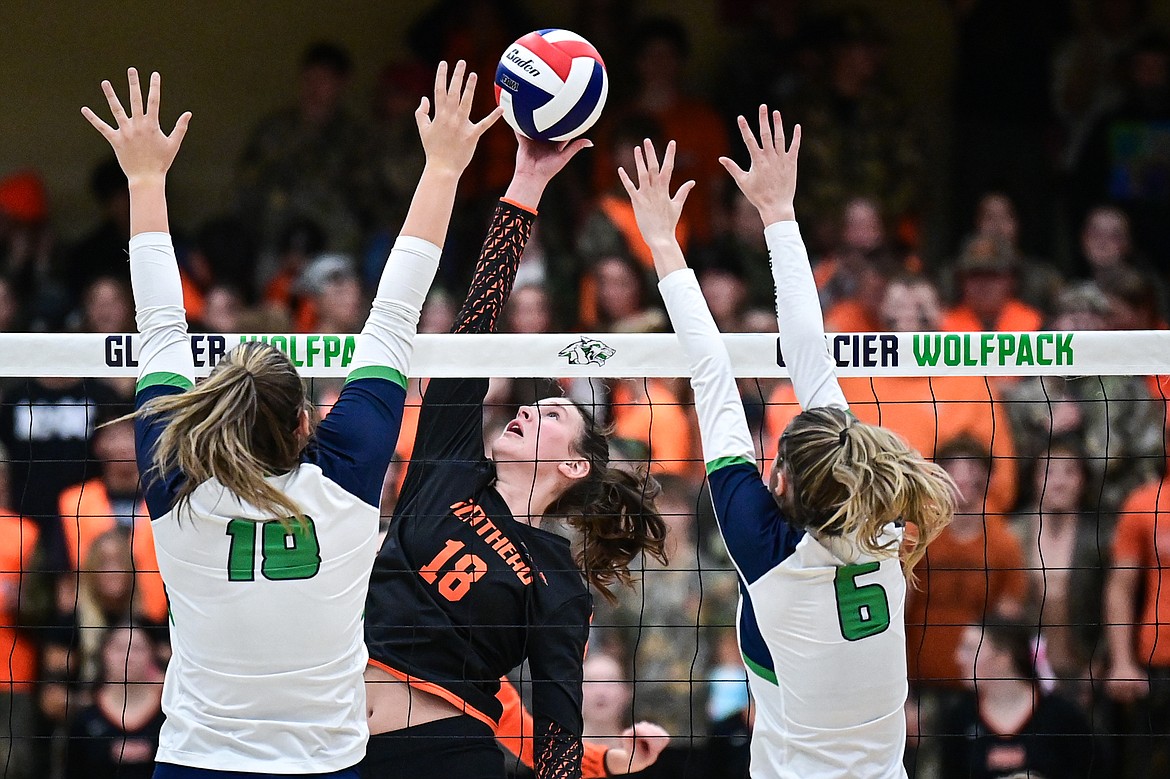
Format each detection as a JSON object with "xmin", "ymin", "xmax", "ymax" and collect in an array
[
  {"xmin": 617, "ymin": 120, "xmax": 955, "ymax": 778},
  {"xmin": 81, "ymin": 64, "xmax": 490, "ymax": 776}
]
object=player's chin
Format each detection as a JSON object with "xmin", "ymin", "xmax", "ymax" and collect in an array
[{"xmin": 490, "ymin": 434, "xmax": 532, "ymax": 463}]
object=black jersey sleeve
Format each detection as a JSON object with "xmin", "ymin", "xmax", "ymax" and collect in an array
[
  {"xmin": 401, "ymin": 199, "xmax": 535, "ymax": 480},
  {"xmin": 527, "ymin": 592, "xmax": 590, "ymax": 779}
]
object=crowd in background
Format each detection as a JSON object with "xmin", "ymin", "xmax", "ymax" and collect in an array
[{"xmin": 2, "ymin": 0, "xmax": 1170, "ymax": 777}]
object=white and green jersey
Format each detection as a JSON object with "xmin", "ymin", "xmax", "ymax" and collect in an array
[
  {"xmin": 658, "ymin": 221, "xmax": 908, "ymax": 778},
  {"xmin": 130, "ymin": 232, "xmax": 438, "ymax": 773}
]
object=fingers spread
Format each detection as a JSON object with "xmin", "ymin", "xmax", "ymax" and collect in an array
[
  {"xmin": 414, "ymin": 96, "xmax": 431, "ymax": 131},
  {"xmin": 736, "ymin": 115, "xmax": 761, "ymax": 158},
  {"xmin": 672, "ymin": 179, "xmax": 696, "ymax": 209},
  {"xmin": 448, "ymin": 60, "xmax": 467, "ymax": 104},
  {"xmin": 773, "ymin": 109, "xmax": 786, "ymax": 151},
  {"xmin": 718, "ymin": 155, "xmax": 746, "ymax": 181},
  {"xmin": 459, "ymin": 71, "xmax": 478, "ymax": 116},
  {"xmin": 169, "ymin": 111, "xmax": 192, "ymax": 146},
  {"xmin": 146, "ymin": 72, "xmax": 161, "ymax": 119},
  {"xmin": 617, "ymin": 166, "xmax": 636, "ymax": 196},
  {"xmin": 642, "ymin": 138, "xmax": 660, "ymax": 177},
  {"xmin": 433, "ymin": 62, "xmax": 448, "ymax": 109},
  {"xmin": 473, "ymin": 104, "xmax": 504, "ymax": 134},
  {"xmin": 789, "ymin": 123, "xmax": 802, "ymax": 156},
  {"xmin": 633, "ymin": 145, "xmax": 648, "ymax": 185},
  {"xmin": 757, "ymin": 104, "xmax": 773, "ymax": 152},
  {"xmin": 660, "ymin": 140, "xmax": 677, "ymax": 180}
]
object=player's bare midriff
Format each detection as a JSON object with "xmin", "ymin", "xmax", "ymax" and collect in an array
[{"xmin": 365, "ymin": 663, "xmax": 463, "ymax": 734}]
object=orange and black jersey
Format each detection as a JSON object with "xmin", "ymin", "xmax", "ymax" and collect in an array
[{"xmin": 365, "ymin": 200, "xmax": 591, "ymax": 779}]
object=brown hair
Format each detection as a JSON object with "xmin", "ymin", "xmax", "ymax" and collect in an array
[
  {"xmin": 779, "ymin": 406, "xmax": 956, "ymax": 577},
  {"xmin": 134, "ymin": 341, "xmax": 311, "ymax": 522},
  {"xmin": 546, "ymin": 403, "xmax": 668, "ymax": 602}
]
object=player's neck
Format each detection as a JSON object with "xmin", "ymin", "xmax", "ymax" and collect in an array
[{"xmin": 494, "ymin": 466, "xmax": 558, "ymax": 524}]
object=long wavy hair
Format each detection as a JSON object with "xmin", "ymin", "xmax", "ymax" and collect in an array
[{"xmin": 778, "ymin": 406, "xmax": 956, "ymax": 577}]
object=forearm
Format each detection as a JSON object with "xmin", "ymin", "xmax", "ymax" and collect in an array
[
  {"xmin": 349, "ymin": 237, "xmax": 441, "ymax": 381},
  {"xmin": 647, "ymin": 236, "xmax": 687, "ymax": 281},
  {"xmin": 130, "ymin": 232, "xmax": 193, "ymax": 389},
  {"xmin": 767, "ymin": 220, "xmax": 847, "ymax": 411},
  {"xmin": 1104, "ymin": 569, "xmax": 1140, "ymax": 667},
  {"xmin": 659, "ymin": 269, "xmax": 755, "ymax": 466},
  {"xmin": 400, "ymin": 167, "xmax": 461, "ymax": 247},
  {"xmin": 503, "ymin": 170, "xmax": 548, "ymax": 212},
  {"xmin": 452, "ymin": 200, "xmax": 534, "ymax": 334},
  {"xmin": 129, "ymin": 177, "xmax": 171, "ymax": 236}
]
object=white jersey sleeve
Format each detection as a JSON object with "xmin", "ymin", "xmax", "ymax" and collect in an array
[
  {"xmin": 130, "ymin": 232, "xmax": 194, "ymax": 392},
  {"xmin": 766, "ymin": 221, "xmax": 847, "ymax": 411},
  {"xmin": 658, "ymin": 268, "xmax": 755, "ymax": 470}
]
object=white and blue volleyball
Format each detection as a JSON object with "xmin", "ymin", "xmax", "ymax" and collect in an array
[{"xmin": 494, "ymin": 29, "xmax": 608, "ymax": 142}]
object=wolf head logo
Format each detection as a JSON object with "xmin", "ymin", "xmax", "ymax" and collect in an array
[{"xmin": 558, "ymin": 337, "xmax": 616, "ymax": 366}]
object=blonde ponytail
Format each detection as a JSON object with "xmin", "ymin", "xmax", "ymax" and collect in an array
[
  {"xmin": 134, "ymin": 342, "xmax": 310, "ymax": 523},
  {"xmin": 780, "ymin": 407, "xmax": 956, "ymax": 579}
]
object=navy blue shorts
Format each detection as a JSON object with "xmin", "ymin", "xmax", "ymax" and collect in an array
[{"xmin": 154, "ymin": 764, "xmax": 360, "ymax": 779}]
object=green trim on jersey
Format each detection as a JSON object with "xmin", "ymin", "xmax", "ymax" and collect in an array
[
  {"xmin": 137, "ymin": 371, "xmax": 194, "ymax": 394},
  {"xmin": 346, "ymin": 365, "xmax": 407, "ymax": 390},
  {"xmin": 743, "ymin": 653, "xmax": 779, "ymax": 685},
  {"xmin": 706, "ymin": 455, "xmax": 755, "ymax": 475}
]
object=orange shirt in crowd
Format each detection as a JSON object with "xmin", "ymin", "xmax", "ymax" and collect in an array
[
  {"xmin": 1113, "ymin": 479, "xmax": 1170, "ymax": 669},
  {"xmin": 611, "ymin": 378, "xmax": 695, "ymax": 477},
  {"xmin": 58, "ymin": 480, "xmax": 168, "ymax": 624},
  {"xmin": 942, "ymin": 299, "xmax": 1043, "ymax": 333},
  {"xmin": 765, "ymin": 376, "xmax": 1019, "ymax": 514},
  {"xmin": 0, "ymin": 511, "xmax": 39, "ymax": 692},
  {"xmin": 906, "ymin": 515, "xmax": 1029, "ymax": 688},
  {"xmin": 495, "ymin": 677, "xmax": 610, "ymax": 778},
  {"xmin": 824, "ymin": 299, "xmax": 881, "ymax": 333}
]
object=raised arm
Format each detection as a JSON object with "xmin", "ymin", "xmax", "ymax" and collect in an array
[
  {"xmin": 617, "ymin": 140, "xmax": 754, "ymax": 472},
  {"xmin": 721, "ymin": 106, "xmax": 846, "ymax": 412},
  {"xmin": 84, "ymin": 69, "xmax": 195, "ymax": 518},
  {"xmin": 620, "ymin": 140, "xmax": 802, "ymax": 584},
  {"xmin": 313, "ymin": 61, "xmax": 501, "ymax": 505},
  {"xmin": 404, "ymin": 135, "xmax": 591, "ymax": 472}
]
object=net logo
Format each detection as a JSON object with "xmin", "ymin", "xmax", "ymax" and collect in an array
[
  {"xmin": 777, "ymin": 334, "xmax": 900, "ymax": 368},
  {"xmin": 238, "ymin": 335, "xmax": 355, "ymax": 368},
  {"xmin": 105, "ymin": 334, "xmax": 227, "ymax": 368},
  {"xmin": 559, "ymin": 337, "xmax": 615, "ymax": 366},
  {"xmin": 912, "ymin": 333, "xmax": 1074, "ymax": 367}
]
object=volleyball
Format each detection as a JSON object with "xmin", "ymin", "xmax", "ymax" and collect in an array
[{"xmin": 494, "ymin": 28, "xmax": 608, "ymax": 142}]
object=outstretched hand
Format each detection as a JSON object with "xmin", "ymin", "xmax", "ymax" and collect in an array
[
  {"xmin": 82, "ymin": 68, "xmax": 191, "ymax": 183},
  {"xmin": 617, "ymin": 139, "xmax": 695, "ymax": 250},
  {"xmin": 416, "ymin": 60, "xmax": 503, "ymax": 175},
  {"xmin": 719, "ymin": 104, "xmax": 800, "ymax": 225}
]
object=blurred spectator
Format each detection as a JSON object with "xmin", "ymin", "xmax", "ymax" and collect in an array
[
  {"xmin": 505, "ymin": 283, "xmax": 554, "ymax": 335},
  {"xmin": 697, "ymin": 265, "xmax": 747, "ymax": 333},
  {"xmin": 1006, "ymin": 282, "xmax": 1162, "ymax": 517},
  {"xmin": 905, "ymin": 437, "xmax": 1029, "ymax": 777},
  {"xmin": 0, "ymin": 445, "xmax": 41, "ymax": 779},
  {"xmin": 296, "ymin": 253, "xmax": 366, "ymax": 333},
  {"xmin": 56, "ymin": 417, "xmax": 166, "ymax": 625},
  {"xmin": 0, "ymin": 377, "xmax": 127, "ymax": 570},
  {"xmin": 812, "ymin": 196, "xmax": 890, "ymax": 307},
  {"xmin": 948, "ymin": 0, "xmax": 1070, "ymax": 256},
  {"xmin": 1105, "ymin": 437, "xmax": 1170, "ymax": 777},
  {"xmin": 364, "ymin": 60, "xmax": 430, "ymax": 284},
  {"xmin": 1073, "ymin": 205, "xmax": 1167, "ymax": 318},
  {"xmin": 262, "ymin": 217, "xmax": 326, "ymax": 333},
  {"xmin": 946, "ymin": 191, "xmax": 1065, "ymax": 314},
  {"xmin": 181, "ymin": 215, "xmax": 258, "ymax": 322},
  {"xmin": 195, "ymin": 283, "xmax": 246, "ymax": 334},
  {"xmin": 581, "ymin": 650, "xmax": 633, "ymax": 748},
  {"xmin": 235, "ymin": 42, "xmax": 371, "ymax": 258},
  {"xmin": 718, "ymin": 0, "xmax": 818, "ymax": 121},
  {"xmin": 65, "ymin": 158, "xmax": 131, "ymax": 299},
  {"xmin": 770, "ymin": 274, "xmax": 1020, "ymax": 514},
  {"xmin": 579, "ymin": 252, "xmax": 665, "ymax": 333},
  {"xmin": 792, "ymin": 11, "xmax": 924, "ymax": 252},
  {"xmin": 941, "ymin": 619, "xmax": 1096, "ymax": 778},
  {"xmin": 596, "ymin": 475, "xmax": 736, "ymax": 771},
  {"xmin": 1077, "ymin": 33, "xmax": 1170, "ymax": 261},
  {"xmin": 74, "ymin": 276, "xmax": 134, "ymax": 334},
  {"xmin": 1053, "ymin": 0, "xmax": 1151, "ymax": 198},
  {"xmin": 64, "ymin": 623, "xmax": 164, "ymax": 779},
  {"xmin": 942, "ymin": 235, "xmax": 1044, "ymax": 332},
  {"xmin": 704, "ymin": 630, "xmax": 752, "ymax": 779},
  {"xmin": 0, "ymin": 170, "xmax": 65, "ymax": 328},
  {"xmin": 1098, "ymin": 265, "xmax": 1165, "ymax": 331},
  {"xmin": 0, "ymin": 275, "xmax": 21, "ymax": 333},
  {"xmin": 1012, "ymin": 440, "xmax": 1108, "ymax": 698},
  {"xmin": 691, "ymin": 191, "xmax": 774, "ymax": 310},
  {"xmin": 615, "ymin": 17, "xmax": 730, "ymax": 242}
]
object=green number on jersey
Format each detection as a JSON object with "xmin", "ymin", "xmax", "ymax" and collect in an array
[
  {"xmin": 834, "ymin": 561, "xmax": 891, "ymax": 641},
  {"xmin": 226, "ymin": 518, "xmax": 322, "ymax": 582}
]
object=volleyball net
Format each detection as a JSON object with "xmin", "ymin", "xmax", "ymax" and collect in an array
[{"xmin": 2, "ymin": 329, "xmax": 1168, "ymax": 777}]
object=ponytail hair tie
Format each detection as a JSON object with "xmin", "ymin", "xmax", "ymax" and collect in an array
[{"xmin": 839, "ymin": 428, "xmax": 850, "ymax": 446}]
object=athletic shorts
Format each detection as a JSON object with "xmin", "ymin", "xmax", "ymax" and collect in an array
[{"xmin": 362, "ymin": 716, "xmax": 504, "ymax": 779}]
